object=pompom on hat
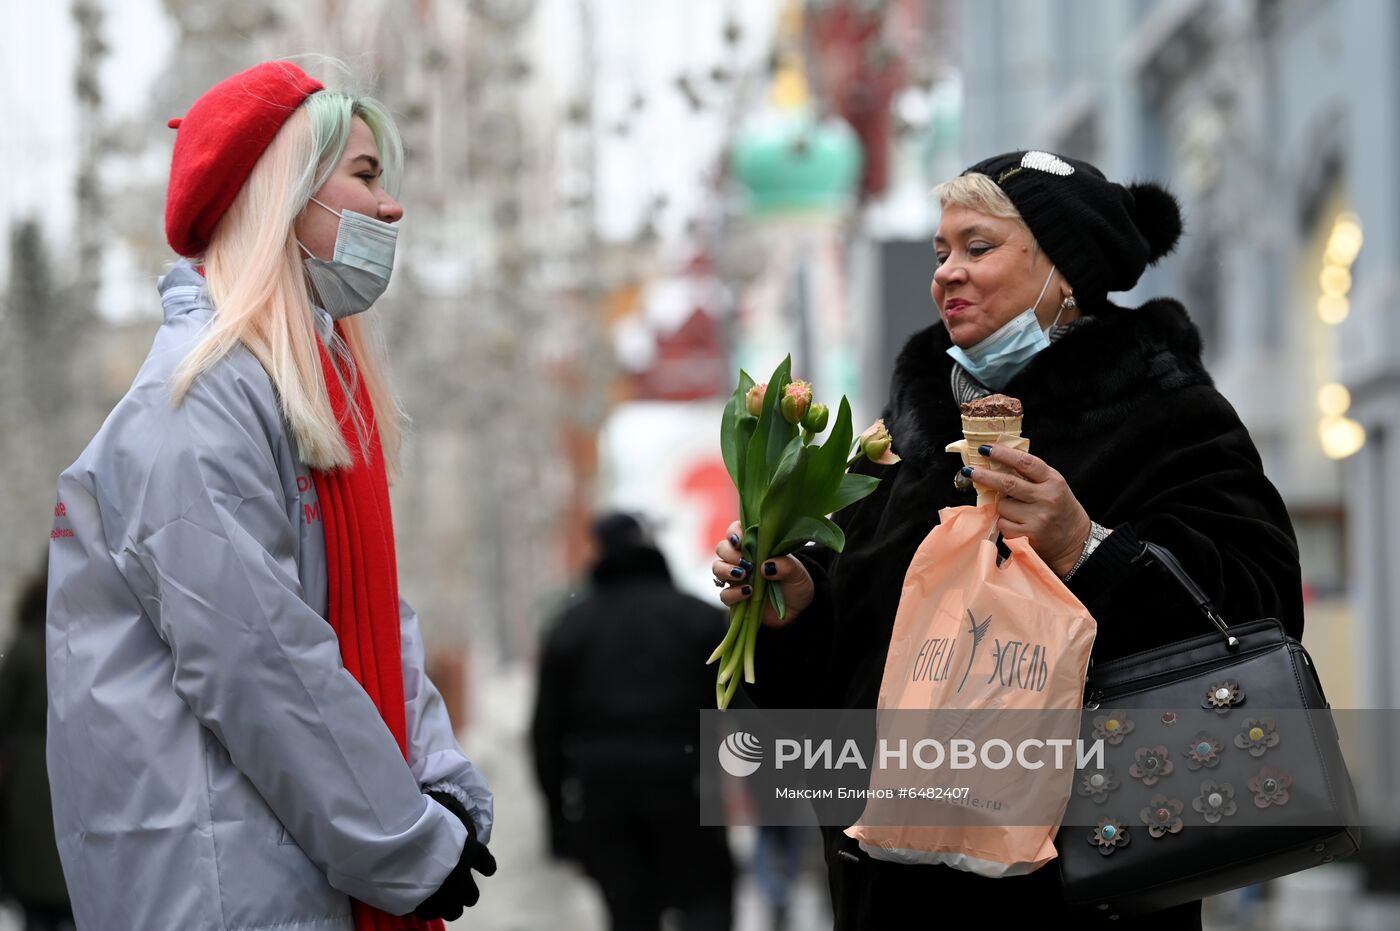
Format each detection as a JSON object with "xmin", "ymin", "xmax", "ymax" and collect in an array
[
  {"xmin": 961, "ymin": 150, "xmax": 1184, "ymax": 311},
  {"xmin": 164, "ymin": 61, "xmax": 324, "ymax": 257}
]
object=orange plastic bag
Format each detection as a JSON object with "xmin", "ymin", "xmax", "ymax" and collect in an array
[{"xmin": 846, "ymin": 504, "xmax": 1097, "ymax": 877}]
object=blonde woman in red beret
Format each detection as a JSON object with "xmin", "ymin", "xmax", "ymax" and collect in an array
[{"xmin": 46, "ymin": 61, "xmax": 494, "ymax": 930}]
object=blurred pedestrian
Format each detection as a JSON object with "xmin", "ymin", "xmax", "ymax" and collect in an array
[
  {"xmin": 46, "ymin": 60, "xmax": 494, "ymax": 930},
  {"xmin": 532, "ymin": 513, "xmax": 734, "ymax": 931},
  {"xmin": 750, "ymin": 825, "xmax": 802, "ymax": 930},
  {"xmin": 0, "ymin": 564, "xmax": 73, "ymax": 931}
]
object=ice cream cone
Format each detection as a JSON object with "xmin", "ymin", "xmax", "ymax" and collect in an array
[{"xmin": 947, "ymin": 396, "xmax": 1028, "ymax": 508}]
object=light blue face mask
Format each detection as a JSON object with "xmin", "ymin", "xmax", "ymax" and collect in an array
[
  {"xmin": 298, "ymin": 196, "xmax": 398, "ymax": 320},
  {"xmin": 945, "ymin": 267, "xmax": 1062, "ymax": 391}
]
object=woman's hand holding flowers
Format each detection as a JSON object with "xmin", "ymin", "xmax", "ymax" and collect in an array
[{"xmin": 713, "ymin": 519, "xmax": 814, "ymax": 627}]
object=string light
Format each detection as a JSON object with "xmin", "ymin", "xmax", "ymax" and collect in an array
[
  {"xmin": 1317, "ymin": 383, "xmax": 1350, "ymax": 417},
  {"xmin": 1317, "ymin": 213, "xmax": 1362, "ymax": 326},
  {"xmin": 1315, "ymin": 213, "xmax": 1366, "ymax": 458},
  {"xmin": 1319, "ymin": 416, "xmax": 1366, "ymax": 460}
]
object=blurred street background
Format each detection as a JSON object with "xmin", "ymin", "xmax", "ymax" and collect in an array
[{"xmin": 4, "ymin": 0, "xmax": 1400, "ymax": 928}]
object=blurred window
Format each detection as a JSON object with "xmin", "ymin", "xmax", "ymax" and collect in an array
[{"xmin": 1292, "ymin": 506, "xmax": 1348, "ymax": 599}]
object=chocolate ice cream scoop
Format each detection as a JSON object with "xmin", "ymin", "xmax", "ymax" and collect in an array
[{"xmin": 961, "ymin": 394, "xmax": 1024, "ymax": 418}]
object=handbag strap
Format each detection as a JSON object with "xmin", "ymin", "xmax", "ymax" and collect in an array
[{"xmin": 1131, "ymin": 540, "xmax": 1240, "ymax": 649}]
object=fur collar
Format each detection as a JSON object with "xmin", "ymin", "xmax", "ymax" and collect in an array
[{"xmin": 883, "ymin": 298, "xmax": 1213, "ymax": 467}]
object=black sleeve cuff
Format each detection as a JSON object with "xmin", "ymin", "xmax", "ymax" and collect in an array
[
  {"xmin": 740, "ymin": 547, "xmax": 837, "ymax": 709},
  {"xmin": 1066, "ymin": 523, "xmax": 1145, "ymax": 602}
]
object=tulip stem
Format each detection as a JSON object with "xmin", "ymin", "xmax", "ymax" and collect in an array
[
  {"xmin": 717, "ymin": 633, "xmax": 744, "ymax": 686},
  {"xmin": 742, "ymin": 573, "xmax": 767, "ymax": 684},
  {"xmin": 707, "ymin": 601, "xmax": 746, "ymax": 665},
  {"xmin": 721, "ymin": 661, "xmax": 741, "ymax": 708}
]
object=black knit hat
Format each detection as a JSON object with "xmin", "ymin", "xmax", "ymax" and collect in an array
[{"xmin": 962, "ymin": 150, "xmax": 1183, "ymax": 310}]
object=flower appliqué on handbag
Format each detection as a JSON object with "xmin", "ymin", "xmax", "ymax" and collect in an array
[
  {"xmin": 1078, "ymin": 768, "xmax": 1119, "ymax": 804},
  {"xmin": 1092, "ymin": 711, "xmax": 1135, "ymax": 746},
  {"xmin": 1192, "ymin": 780, "xmax": 1238, "ymax": 824},
  {"xmin": 1249, "ymin": 766, "xmax": 1292, "ymax": 808},
  {"xmin": 1089, "ymin": 818, "xmax": 1130, "ymax": 855},
  {"xmin": 1128, "ymin": 745, "xmax": 1174, "ymax": 786},
  {"xmin": 1184, "ymin": 732, "xmax": 1224, "ymax": 770},
  {"xmin": 1234, "ymin": 718, "xmax": 1280, "ymax": 758},
  {"xmin": 1139, "ymin": 795, "xmax": 1185, "ymax": 838},
  {"xmin": 1203, "ymin": 681, "xmax": 1244, "ymax": 713}
]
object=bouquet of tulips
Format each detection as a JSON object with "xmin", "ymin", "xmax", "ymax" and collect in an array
[{"xmin": 708, "ymin": 356, "xmax": 889, "ymax": 709}]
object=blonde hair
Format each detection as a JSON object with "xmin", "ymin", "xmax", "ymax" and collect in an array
[
  {"xmin": 932, "ymin": 172, "xmax": 1045, "ymax": 258},
  {"xmin": 932, "ymin": 172, "xmax": 1023, "ymax": 221},
  {"xmin": 168, "ymin": 91, "xmax": 406, "ymax": 475}
]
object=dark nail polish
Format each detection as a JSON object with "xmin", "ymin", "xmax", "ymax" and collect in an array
[
  {"xmin": 763, "ymin": 561, "xmax": 777, "ymax": 577},
  {"xmin": 728, "ymin": 533, "xmax": 741, "ymax": 547},
  {"xmin": 741, "ymin": 585, "xmax": 752, "ymax": 597},
  {"xmin": 730, "ymin": 567, "xmax": 744, "ymax": 578},
  {"xmin": 738, "ymin": 558, "xmax": 753, "ymax": 573},
  {"xmin": 960, "ymin": 466, "xmax": 973, "ymax": 477},
  {"xmin": 978, "ymin": 444, "xmax": 993, "ymax": 456}
]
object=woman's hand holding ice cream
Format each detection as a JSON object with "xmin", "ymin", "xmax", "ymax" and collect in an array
[{"xmin": 963, "ymin": 445, "xmax": 1092, "ymax": 577}]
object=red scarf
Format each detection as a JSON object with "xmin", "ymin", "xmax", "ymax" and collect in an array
[{"xmin": 311, "ymin": 327, "xmax": 445, "ymax": 931}]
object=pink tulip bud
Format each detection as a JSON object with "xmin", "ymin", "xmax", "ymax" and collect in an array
[
  {"xmin": 857, "ymin": 419, "xmax": 899, "ymax": 464},
  {"xmin": 781, "ymin": 380, "xmax": 812, "ymax": 424},
  {"xmin": 746, "ymin": 382, "xmax": 767, "ymax": 416}
]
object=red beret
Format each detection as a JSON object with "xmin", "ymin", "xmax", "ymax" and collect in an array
[{"xmin": 165, "ymin": 61, "xmax": 325, "ymax": 257}]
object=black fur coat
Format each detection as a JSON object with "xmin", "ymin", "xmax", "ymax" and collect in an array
[{"xmin": 744, "ymin": 298, "xmax": 1303, "ymax": 929}]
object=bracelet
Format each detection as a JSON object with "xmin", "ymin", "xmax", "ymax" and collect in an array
[{"xmin": 1063, "ymin": 521, "xmax": 1111, "ymax": 581}]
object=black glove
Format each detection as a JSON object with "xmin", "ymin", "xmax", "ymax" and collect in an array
[{"xmin": 413, "ymin": 790, "xmax": 498, "ymax": 921}]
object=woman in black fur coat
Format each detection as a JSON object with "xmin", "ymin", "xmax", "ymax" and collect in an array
[{"xmin": 710, "ymin": 151, "xmax": 1303, "ymax": 929}]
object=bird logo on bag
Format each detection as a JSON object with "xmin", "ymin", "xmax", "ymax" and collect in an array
[{"xmin": 958, "ymin": 610, "xmax": 993, "ymax": 692}]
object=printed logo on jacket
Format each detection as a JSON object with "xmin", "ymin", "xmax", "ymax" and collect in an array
[{"xmin": 296, "ymin": 475, "xmax": 322, "ymax": 525}]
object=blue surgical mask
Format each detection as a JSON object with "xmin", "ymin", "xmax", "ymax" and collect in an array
[
  {"xmin": 298, "ymin": 196, "xmax": 398, "ymax": 320},
  {"xmin": 945, "ymin": 267, "xmax": 1061, "ymax": 390}
]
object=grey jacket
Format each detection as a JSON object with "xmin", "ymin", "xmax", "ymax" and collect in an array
[{"xmin": 46, "ymin": 261, "xmax": 493, "ymax": 930}]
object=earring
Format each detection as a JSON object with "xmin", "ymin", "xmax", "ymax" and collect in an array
[{"xmin": 1059, "ymin": 294, "xmax": 1077, "ymax": 314}]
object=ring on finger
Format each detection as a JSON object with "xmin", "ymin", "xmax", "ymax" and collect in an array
[{"xmin": 713, "ymin": 577, "xmax": 727, "ymax": 588}]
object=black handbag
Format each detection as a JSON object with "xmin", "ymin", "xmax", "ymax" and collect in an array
[{"xmin": 1056, "ymin": 542, "xmax": 1360, "ymax": 918}]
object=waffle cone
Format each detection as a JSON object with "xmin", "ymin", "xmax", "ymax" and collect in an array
[
  {"xmin": 945, "ymin": 432, "xmax": 1031, "ymax": 509},
  {"xmin": 960, "ymin": 415, "xmax": 1023, "ymax": 435}
]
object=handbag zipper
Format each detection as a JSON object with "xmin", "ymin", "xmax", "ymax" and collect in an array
[
  {"xmin": 1080, "ymin": 620, "xmax": 1295, "ymax": 711},
  {"xmin": 1082, "ymin": 641, "xmax": 1277, "ymax": 709}
]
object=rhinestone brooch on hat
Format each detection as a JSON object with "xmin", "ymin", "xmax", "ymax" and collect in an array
[{"xmin": 1021, "ymin": 151, "xmax": 1075, "ymax": 176}]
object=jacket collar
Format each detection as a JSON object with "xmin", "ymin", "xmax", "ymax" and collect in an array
[
  {"xmin": 884, "ymin": 298, "xmax": 1213, "ymax": 467},
  {"xmin": 157, "ymin": 259, "xmax": 213, "ymax": 322},
  {"xmin": 157, "ymin": 258, "xmax": 335, "ymax": 341}
]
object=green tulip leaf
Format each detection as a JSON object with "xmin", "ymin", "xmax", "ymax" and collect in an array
[
  {"xmin": 771, "ymin": 515, "xmax": 846, "ymax": 555},
  {"xmin": 824, "ymin": 472, "xmax": 881, "ymax": 516},
  {"xmin": 720, "ymin": 369, "xmax": 755, "ymax": 489},
  {"xmin": 768, "ymin": 580, "xmax": 786, "ymax": 621}
]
